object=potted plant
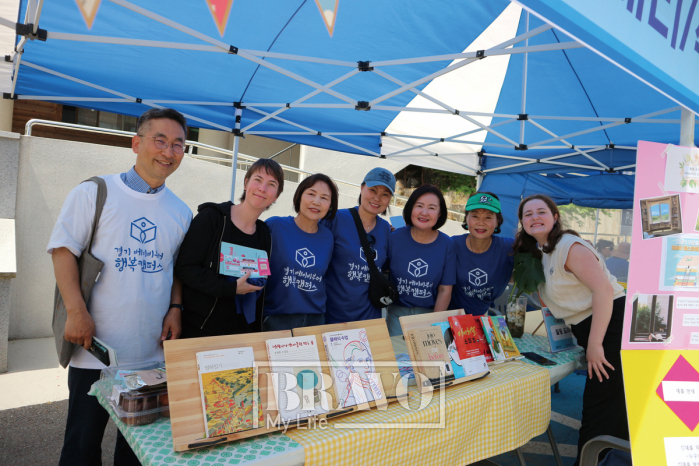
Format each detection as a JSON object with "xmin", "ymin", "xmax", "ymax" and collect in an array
[{"xmin": 505, "ymin": 252, "xmax": 546, "ymax": 338}]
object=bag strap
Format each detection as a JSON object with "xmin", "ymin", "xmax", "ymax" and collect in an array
[
  {"xmin": 81, "ymin": 176, "xmax": 108, "ymax": 255},
  {"xmin": 349, "ymin": 207, "xmax": 379, "ymax": 271}
]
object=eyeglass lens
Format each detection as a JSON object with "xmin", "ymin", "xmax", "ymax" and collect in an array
[{"xmin": 152, "ymin": 137, "xmax": 185, "ymax": 155}]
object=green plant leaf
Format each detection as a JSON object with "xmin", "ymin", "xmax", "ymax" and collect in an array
[
  {"xmin": 509, "ymin": 252, "xmax": 546, "ymax": 302},
  {"xmin": 691, "ymin": 180, "xmax": 696, "ymax": 188},
  {"xmin": 682, "ymin": 179, "xmax": 688, "ymax": 187}
]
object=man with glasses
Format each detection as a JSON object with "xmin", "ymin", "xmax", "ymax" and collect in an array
[{"xmin": 48, "ymin": 108, "xmax": 193, "ymax": 465}]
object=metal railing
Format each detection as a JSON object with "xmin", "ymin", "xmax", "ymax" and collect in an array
[{"xmin": 24, "ymin": 119, "xmax": 465, "ymax": 221}]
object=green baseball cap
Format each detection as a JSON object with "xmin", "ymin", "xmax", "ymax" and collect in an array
[{"xmin": 465, "ymin": 193, "xmax": 501, "ymax": 214}]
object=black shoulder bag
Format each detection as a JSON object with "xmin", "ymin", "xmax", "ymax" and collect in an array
[{"xmin": 349, "ymin": 208, "xmax": 399, "ymax": 309}]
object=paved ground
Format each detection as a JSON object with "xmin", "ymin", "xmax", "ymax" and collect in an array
[{"xmin": 0, "ymin": 399, "xmax": 118, "ymax": 466}]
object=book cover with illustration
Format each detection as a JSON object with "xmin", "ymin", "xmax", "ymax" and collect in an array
[
  {"xmin": 479, "ymin": 316, "xmax": 507, "ymax": 361},
  {"xmin": 265, "ymin": 335, "xmax": 329, "ymax": 422},
  {"xmin": 196, "ymin": 347, "xmax": 264, "ymax": 438},
  {"xmin": 219, "ymin": 242, "xmax": 270, "ymax": 278},
  {"xmin": 322, "ymin": 329, "xmax": 384, "ymax": 409},
  {"xmin": 407, "ymin": 326, "xmax": 455, "ymax": 385},
  {"xmin": 431, "ymin": 322, "xmax": 465, "ymax": 379},
  {"xmin": 491, "ymin": 316, "xmax": 521, "ymax": 358},
  {"xmin": 448, "ymin": 315, "xmax": 493, "ymax": 363}
]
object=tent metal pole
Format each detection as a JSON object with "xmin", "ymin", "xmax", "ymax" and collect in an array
[
  {"xmin": 520, "ymin": 11, "xmax": 529, "ymax": 146},
  {"xmin": 373, "ymin": 68, "xmax": 519, "ymax": 146},
  {"xmin": 32, "ymin": 0, "xmax": 44, "ymax": 32},
  {"xmin": 371, "ymin": 24, "xmax": 552, "ymax": 67},
  {"xmin": 230, "ymin": 108, "xmax": 243, "ymax": 202},
  {"xmin": 680, "ymin": 108, "xmax": 696, "ymax": 147},
  {"xmin": 384, "ymin": 135, "xmax": 437, "ymax": 156},
  {"xmin": 109, "ymin": 0, "xmax": 357, "ymax": 104},
  {"xmin": 370, "ymin": 26, "xmax": 554, "ymax": 107},
  {"xmin": 237, "ymin": 50, "xmax": 357, "ymax": 105},
  {"xmin": 593, "ymin": 209, "xmax": 600, "ymax": 246},
  {"xmin": 528, "ymin": 118, "xmax": 609, "ymax": 169},
  {"xmin": 21, "ymin": 60, "xmax": 234, "ymax": 132},
  {"xmin": 241, "ymin": 68, "xmax": 360, "ymax": 132},
  {"xmin": 383, "ymin": 119, "xmax": 517, "ymax": 157},
  {"xmin": 245, "ymin": 106, "xmax": 380, "ymax": 157},
  {"xmin": 528, "ymin": 106, "xmax": 680, "ymax": 148}
]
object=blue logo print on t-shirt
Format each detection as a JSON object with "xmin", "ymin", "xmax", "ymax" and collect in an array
[
  {"xmin": 130, "ymin": 217, "xmax": 157, "ymax": 244},
  {"xmin": 408, "ymin": 259, "xmax": 429, "ymax": 278},
  {"xmin": 468, "ymin": 268, "xmax": 488, "ymax": 286},
  {"xmin": 295, "ymin": 248, "xmax": 316, "ymax": 268}
]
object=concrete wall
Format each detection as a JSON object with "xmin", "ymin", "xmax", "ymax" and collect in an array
[
  {"xmin": 0, "ymin": 131, "xmax": 19, "ymax": 371},
  {"xmin": 10, "ymin": 135, "xmax": 465, "ymax": 340}
]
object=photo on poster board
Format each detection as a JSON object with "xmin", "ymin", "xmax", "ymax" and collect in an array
[
  {"xmin": 664, "ymin": 144, "xmax": 699, "ymax": 193},
  {"xmin": 659, "ymin": 235, "xmax": 699, "ymax": 291},
  {"xmin": 639, "ymin": 194, "xmax": 683, "ymax": 240},
  {"xmin": 628, "ymin": 294, "xmax": 674, "ymax": 344}
]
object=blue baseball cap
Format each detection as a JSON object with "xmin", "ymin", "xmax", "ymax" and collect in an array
[{"xmin": 363, "ymin": 167, "xmax": 396, "ymax": 194}]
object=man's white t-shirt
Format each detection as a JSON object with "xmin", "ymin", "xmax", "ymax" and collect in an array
[{"xmin": 47, "ymin": 174, "xmax": 193, "ymax": 369}]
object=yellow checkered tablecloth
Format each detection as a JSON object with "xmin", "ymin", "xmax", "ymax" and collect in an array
[{"xmin": 286, "ymin": 360, "xmax": 550, "ymax": 466}]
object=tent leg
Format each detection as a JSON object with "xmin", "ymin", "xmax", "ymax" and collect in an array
[
  {"xmin": 476, "ymin": 173, "xmax": 483, "ymax": 191},
  {"xmin": 230, "ymin": 135, "xmax": 240, "ymax": 202},
  {"xmin": 230, "ymin": 107, "xmax": 243, "ymax": 202},
  {"xmin": 680, "ymin": 107, "xmax": 696, "ymax": 147}
]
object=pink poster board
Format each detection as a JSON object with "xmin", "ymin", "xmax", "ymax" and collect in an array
[{"xmin": 623, "ymin": 141, "xmax": 699, "ymax": 350}]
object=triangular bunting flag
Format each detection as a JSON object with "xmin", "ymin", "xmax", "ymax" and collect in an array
[
  {"xmin": 314, "ymin": 0, "xmax": 339, "ymax": 37},
  {"xmin": 205, "ymin": 0, "xmax": 235, "ymax": 37},
  {"xmin": 75, "ymin": 0, "xmax": 101, "ymax": 29}
]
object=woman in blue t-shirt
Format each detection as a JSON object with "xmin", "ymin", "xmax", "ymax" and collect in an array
[
  {"xmin": 386, "ymin": 185, "xmax": 456, "ymax": 336},
  {"xmin": 449, "ymin": 192, "xmax": 514, "ymax": 316},
  {"xmin": 263, "ymin": 174, "xmax": 339, "ymax": 331},
  {"xmin": 323, "ymin": 167, "xmax": 395, "ymax": 324}
]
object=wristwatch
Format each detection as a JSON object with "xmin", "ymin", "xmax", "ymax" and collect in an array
[{"xmin": 169, "ymin": 304, "xmax": 183, "ymax": 311}]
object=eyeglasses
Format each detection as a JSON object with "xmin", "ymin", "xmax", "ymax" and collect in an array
[
  {"xmin": 139, "ymin": 135, "xmax": 186, "ymax": 155},
  {"xmin": 367, "ymin": 234, "xmax": 376, "ymax": 247}
]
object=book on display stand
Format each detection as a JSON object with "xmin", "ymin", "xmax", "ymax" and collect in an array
[
  {"xmin": 399, "ymin": 309, "xmax": 490, "ymax": 394},
  {"xmin": 292, "ymin": 318, "xmax": 408, "ymax": 411},
  {"xmin": 164, "ymin": 319, "xmax": 408, "ymax": 451}
]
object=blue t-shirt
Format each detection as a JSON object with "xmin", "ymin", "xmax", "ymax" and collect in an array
[
  {"xmin": 323, "ymin": 208, "xmax": 392, "ymax": 324},
  {"xmin": 387, "ymin": 227, "xmax": 456, "ymax": 308},
  {"xmin": 605, "ymin": 256, "xmax": 629, "ymax": 282},
  {"xmin": 449, "ymin": 234, "xmax": 515, "ymax": 316},
  {"xmin": 263, "ymin": 216, "xmax": 334, "ymax": 316}
]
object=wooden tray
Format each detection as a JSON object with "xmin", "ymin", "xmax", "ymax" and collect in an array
[
  {"xmin": 164, "ymin": 331, "xmax": 293, "ymax": 452},
  {"xmin": 292, "ymin": 318, "xmax": 408, "ymax": 411},
  {"xmin": 399, "ymin": 310, "xmax": 490, "ymax": 393}
]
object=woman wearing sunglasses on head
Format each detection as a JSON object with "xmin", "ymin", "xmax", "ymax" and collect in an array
[
  {"xmin": 449, "ymin": 192, "xmax": 514, "ymax": 316},
  {"xmin": 323, "ymin": 168, "xmax": 395, "ymax": 324},
  {"xmin": 385, "ymin": 185, "xmax": 455, "ymax": 337},
  {"xmin": 262, "ymin": 174, "xmax": 339, "ymax": 331},
  {"xmin": 514, "ymin": 194, "xmax": 627, "ymax": 466}
]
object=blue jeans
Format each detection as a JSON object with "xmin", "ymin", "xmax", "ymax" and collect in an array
[
  {"xmin": 263, "ymin": 313, "xmax": 325, "ymax": 332},
  {"xmin": 386, "ymin": 304, "xmax": 433, "ymax": 337}
]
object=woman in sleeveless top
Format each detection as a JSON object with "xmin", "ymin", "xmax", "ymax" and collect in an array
[{"xmin": 513, "ymin": 194, "xmax": 628, "ymax": 466}]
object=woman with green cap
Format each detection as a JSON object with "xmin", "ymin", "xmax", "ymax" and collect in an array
[{"xmin": 449, "ymin": 192, "xmax": 514, "ymax": 316}]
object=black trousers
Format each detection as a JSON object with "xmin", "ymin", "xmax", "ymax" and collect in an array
[
  {"xmin": 58, "ymin": 367, "xmax": 141, "ymax": 466},
  {"xmin": 571, "ymin": 297, "xmax": 629, "ymax": 466}
]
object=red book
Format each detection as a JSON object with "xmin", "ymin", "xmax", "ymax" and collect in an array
[{"xmin": 448, "ymin": 315, "xmax": 493, "ymax": 363}]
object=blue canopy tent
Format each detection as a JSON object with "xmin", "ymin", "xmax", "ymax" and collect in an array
[{"xmin": 2, "ymin": 0, "xmax": 697, "ymax": 222}]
